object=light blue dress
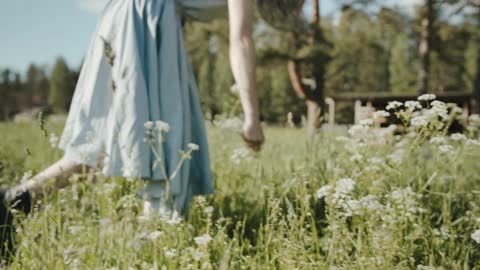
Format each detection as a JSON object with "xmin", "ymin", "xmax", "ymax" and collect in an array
[{"xmin": 58, "ymin": 0, "xmax": 227, "ymax": 214}]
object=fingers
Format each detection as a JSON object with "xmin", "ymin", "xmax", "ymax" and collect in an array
[{"xmin": 241, "ymin": 133, "xmax": 264, "ymax": 152}]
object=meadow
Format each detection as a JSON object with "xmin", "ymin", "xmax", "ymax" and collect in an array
[{"xmin": 0, "ymin": 97, "xmax": 480, "ymax": 269}]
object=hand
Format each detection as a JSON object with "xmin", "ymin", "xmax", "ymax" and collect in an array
[{"xmin": 241, "ymin": 119, "xmax": 265, "ymax": 152}]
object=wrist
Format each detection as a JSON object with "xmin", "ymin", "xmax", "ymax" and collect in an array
[{"xmin": 244, "ymin": 113, "xmax": 261, "ymax": 125}]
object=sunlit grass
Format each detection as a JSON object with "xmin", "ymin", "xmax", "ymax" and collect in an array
[{"xmin": 0, "ymin": 108, "xmax": 479, "ymax": 269}]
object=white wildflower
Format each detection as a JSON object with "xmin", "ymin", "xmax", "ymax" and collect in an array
[
  {"xmin": 466, "ymin": 139, "xmax": 480, "ymax": 146},
  {"xmin": 387, "ymin": 149, "xmax": 404, "ymax": 165},
  {"xmin": 316, "ymin": 185, "xmax": 332, "ymax": 199},
  {"xmin": 359, "ymin": 195, "xmax": 383, "ymax": 212},
  {"xmin": 203, "ymin": 206, "xmax": 214, "ymax": 215},
  {"xmin": 471, "ymin": 230, "xmax": 480, "ymax": 244},
  {"xmin": 20, "ymin": 170, "xmax": 33, "ymax": 183},
  {"xmin": 373, "ymin": 110, "xmax": 390, "ymax": 119},
  {"xmin": 418, "ymin": 94, "xmax": 436, "ymax": 101},
  {"xmin": 431, "ymin": 100, "xmax": 445, "ymax": 107},
  {"xmin": 440, "ymin": 226, "xmax": 450, "ymax": 240},
  {"xmin": 230, "ymin": 148, "xmax": 252, "ymax": 164},
  {"xmin": 144, "ymin": 121, "xmax": 154, "ymax": 129},
  {"xmin": 438, "ymin": 145, "xmax": 454, "ymax": 153},
  {"xmin": 188, "ymin": 143, "xmax": 200, "ymax": 151},
  {"xmin": 405, "ymin": 101, "xmax": 422, "ymax": 110},
  {"xmin": 429, "ymin": 136, "xmax": 446, "ymax": 144},
  {"xmin": 369, "ymin": 157, "xmax": 384, "ymax": 165},
  {"xmin": 430, "ymin": 101, "xmax": 449, "ymax": 119},
  {"xmin": 348, "ymin": 124, "xmax": 369, "ymax": 137},
  {"xmin": 155, "ymin": 121, "xmax": 170, "ymax": 132},
  {"xmin": 450, "ymin": 106, "xmax": 463, "ymax": 114},
  {"xmin": 49, "ymin": 133, "xmax": 59, "ymax": 148},
  {"xmin": 469, "ymin": 114, "xmax": 480, "ymax": 123},
  {"xmin": 450, "ymin": 133, "xmax": 467, "ymax": 142},
  {"xmin": 350, "ymin": 154, "xmax": 363, "ymax": 162},
  {"xmin": 386, "ymin": 101, "xmax": 403, "ymax": 110},
  {"xmin": 359, "ymin": 119, "xmax": 374, "ymax": 126},
  {"xmin": 191, "ymin": 249, "xmax": 205, "ymax": 261},
  {"xmin": 165, "ymin": 249, "xmax": 177, "ymax": 258},
  {"xmin": 194, "ymin": 234, "xmax": 213, "ymax": 247},
  {"xmin": 345, "ymin": 199, "xmax": 362, "ymax": 216},
  {"xmin": 411, "ymin": 116, "xmax": 428, "ymax": 127},
  {"xmin": 147, "ymin": 231, "xmax": 163, "ymax": 241},
  {"xmin": 336, "ymin": 178, "xmax": 356, "ymax": 195}
]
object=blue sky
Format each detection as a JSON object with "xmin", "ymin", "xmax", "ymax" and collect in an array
[{"xmin": 0, "ymin": 0, "xmax": 420, "ymax": 73}]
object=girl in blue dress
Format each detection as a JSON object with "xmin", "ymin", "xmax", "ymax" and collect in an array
[{"xmin": 0, "ymin": 0, "xmax": 304, "ymax": 253}]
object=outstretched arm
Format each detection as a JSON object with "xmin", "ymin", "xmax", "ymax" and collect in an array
[{"xmin": 228, "ymin": 0, "xmax": 264, "ymax": 151}]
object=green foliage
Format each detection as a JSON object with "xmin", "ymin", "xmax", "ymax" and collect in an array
[
  {"xmin": 48, "ymin": 57, "xmax": 73, "ymax": 113},
  {"xmin": 389, "ymin": 33, "xmax": 418, "ymax": 94}
]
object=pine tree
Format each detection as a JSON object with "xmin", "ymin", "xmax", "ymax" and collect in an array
[
  {"xmin": 48, "ymin": 57, "xmax": 72, "ymax": 113},
  {"xmin": 0, "ymin": 69, "xmax": 12, "ymax": 120}
]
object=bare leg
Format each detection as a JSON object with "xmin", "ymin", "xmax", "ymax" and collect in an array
[{"xmin": 7, "ymin": 158, "xmax": 85, "ymax": 202}]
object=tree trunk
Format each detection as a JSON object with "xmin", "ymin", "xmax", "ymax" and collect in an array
[{"xmin": 419, "ymin": 0, "xmax": 434, "ymax": 94}]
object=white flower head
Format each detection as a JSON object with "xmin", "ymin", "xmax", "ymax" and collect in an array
[
  {"xmin": 188, "ymin": 143, "xmax": 200, "ymax": 151},
  {"xmin": 450, "ymin": 133, "xmax": 467, "ymax": 142},
  {"xmin": 373, "ymin": 110, "xmax": 390, "ymax": 119},
  {"xmin": 405, "ymin": 101, "xmax": 422, "ymax": 110},
  {"xmin": 316, "ymin": 185, "xmax": 332, "ymax": 199},
  {"xmin": 466, "ymin": 139, "xmax": 480, "ymax": 146},
  {"xmin": 194, "ymin": 234, "xmax": 213, "ymax": 247},
  {"xmin": 336, "ymin": 178, "xmax": 356, "ymax": 194},
  {"xmin": 411, "ymin": 116, "xmax": 428, "ymax": 127},
  {"xmin": 438, "ymin": 144, "xmax": 454, "ymax": 153},
  {"xmin": 429, "ymin": 101, "xmax": 449, "ymax": 119},
  {"xmin": 469, "ymin": 114, "xmax": 480, "ymax": 123},
  {"xmin": 144, "ymin": 121, "xmax": 154, "ymax": 129},
  {"xmin": 20, "ymin": 170, "xmax": 33, "ymax": 183},
  {"xmin": 386, "ymin": 101, "xmax": 403, "ymax": 110},
  {"xmin": 147, "ymin": 231, "xmax": 163, "ymax": 241},
  {"xmin": 359, "ymin": 119, "xmax": 374, "ymax": 126},
  {"xmin": 471, "ymin": 230, "xmax": 480, "ymax": 244},
  {"xmin": 155, "ymin": 121, "xmax": 170, "ymax": 132},
  {"xmin": 350, "ymin": 154, "xmax": 363, "ymax": 162},
  {"xmin": 429, "ymin": 136, "xmax": 446, "ymax": 144},
  {"xmin": 418, "ymin": 94, "xmax": 437, "ymax": 101},
  {"xmin": 203, "ymin": 206, "xmax": 214, "ymax": 215},
  {"xmin": 165, "ymin": 249, "xmax": 177, "ymax": 258},
  {"xmin": 49, "ymin": 133, "xmax": 59, "ymax": 148}
]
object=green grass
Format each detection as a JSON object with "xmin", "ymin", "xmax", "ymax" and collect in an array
[{"xmin": 0, "ymin": 113, "xmax": 479, "ymax": 269}]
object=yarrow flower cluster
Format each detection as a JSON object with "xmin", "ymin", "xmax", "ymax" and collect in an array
[
  {"xmin": 188, "ymin": 143, "xmax": 200, "ymax": 151},
  {"xmin": 450, "ymin": 133, "xmax": 467, "ymax": 142},
  {"xmin": 471, "ymin": 230, "xmax": 480, "ymax": 244},
  {"xmin": 230, "ymin": 147, "xmax": 252, "ymax": 164},
  {"xmin": 405, "ymin": 101, "xmax": 422, "ymax": 111},
  {"xmin": 386, "ymin": 101, "xmax": 403, "ymax": 110},
  {"xmin": 438, "ymin": 144, "xmax": 454, "ymax": 154},
  {"xmin": 373, "ymin": 110, "xmax": 390, "ymax": 120},
  {"xmin": 144, "ymin": 120, "xmax": 170, "ymax": 132},
  {"xmin": 194, "ymin": 234, "xmax": 213, "ymax": 247},
  {"xmin": 49, "ymin": 133, "xmax": 59, "ymax": 148},
  {"xmin": 418, "ymin": 94, "xmax": 436, "ymax": 101},
  {"xmin": 429, "ymin": 136, "xmax": 446, "ymax": 144}
]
